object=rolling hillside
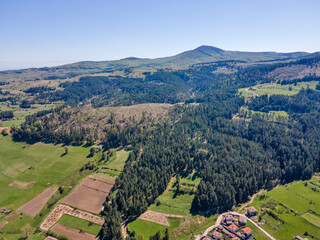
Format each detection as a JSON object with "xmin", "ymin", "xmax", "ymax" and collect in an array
[{"xmin": 0, "ymin": 46, "xmax": 312, "ymax": 82}]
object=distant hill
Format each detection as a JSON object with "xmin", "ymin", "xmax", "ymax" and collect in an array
[
  {"xmin": 60, "ymin": 45, "xmax": 310, "ymax": 71},
  {"xmin": 0, "ymin": 45, "xmax": 312, "ymax": 82}
]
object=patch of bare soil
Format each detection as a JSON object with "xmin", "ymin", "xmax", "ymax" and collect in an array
[
  {"xmin": 6, "ymin": 213, "xmax": 19, "ymax": 221},
  {"xmin": 138, "ymin": 210, "xmax": 183, "ymax": 226},
  {"xmin": 8, "ymin": 180, "xmax": 35, "ymax": 189},
  {"xmin": 62, "ymin": 177, "xmax": 113, "ymax": 213},
  {"xmin": 51, "ymin": 223, "xmax": 97, "ymax": 240},
  {"xmin": 40, "ymin": 204, "xmax": 104, "ymax": 231},
  {"xmin": 18, "ymin": 187, "xmax": 57, "ymax": 217},
  {"xmin": 44, "ymin": 237, "xmax": 58, "ymax": 240},
  {"xmin": 0, "ymin": 220, "xmax": 8, "ymax": 229}
]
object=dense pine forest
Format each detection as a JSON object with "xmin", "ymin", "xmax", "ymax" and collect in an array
[{"xmin": 8, "ymin": 55, "xmax": 320, "ymax": 240}]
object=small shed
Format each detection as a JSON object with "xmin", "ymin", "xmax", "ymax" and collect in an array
[{"xmin": 239, "ymin": 215, "xmax": 247, "ymax": 226}]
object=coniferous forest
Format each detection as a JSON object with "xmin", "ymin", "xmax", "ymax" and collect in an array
[{"xmin": 8, "ymin": 55, "xmax": 320, "ymax": 240}]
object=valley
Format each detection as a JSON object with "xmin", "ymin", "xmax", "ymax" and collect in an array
[{"xmin": 1, "ymin": 46, "xmax": 320, "ymax": 240}]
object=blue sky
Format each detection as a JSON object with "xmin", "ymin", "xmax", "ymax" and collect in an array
[{"xmin": 1, "ymin": 0, "xmax": 320, "ymax": 70}]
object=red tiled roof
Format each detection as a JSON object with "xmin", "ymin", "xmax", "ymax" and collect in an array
[
  {"xmin": 242, "ymin": 227, "xmax": 252, "ymax": 235},
  {"xmin": 228, "ymin": 224, "xmax": 239, "ymax": 231}
]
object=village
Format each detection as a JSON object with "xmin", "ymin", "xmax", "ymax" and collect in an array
[{"xmin": 200, "ymin": 207, "xmax": 258, "ymax": 240}]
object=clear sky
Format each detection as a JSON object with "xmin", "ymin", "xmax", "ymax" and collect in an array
[{"xmin": 1, "ymin": 0, "xmax": 320, "ymax": 70}]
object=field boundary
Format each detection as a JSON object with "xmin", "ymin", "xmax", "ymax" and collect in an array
[{"xmin": 40, "ymin": 204, "xmax": 104, "ymax": 231}]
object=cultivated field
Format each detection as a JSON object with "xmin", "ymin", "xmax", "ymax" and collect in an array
[
  {"xmin": 129, "ymin": 172, "xmax": 202, "ymax": 239},
  {"xmin": 62, "ymin": 177, "xmax": 113, "ymax": 213},
  {"xmin": 57, "ymin": 214, "xmax": 101, "ymax": 236},
  {"xmin": 248, "ymin": 176, "xmax": 320, "ymax": 239},
  {"xmin": 139, "ymin": 210, "xmax": 183, "ymax": 226},
  {"xmin": 51, "ymin": 223, "xmax": 97, "ymax": 240},
  {"xmin": 18, "ymin": 187, "xmax": 57, "ymax": 217},
  {"xmin": 40, "ymin": 204, "xmax": 104, "ymax": 231},
  {"xmin": 0, "ymin": 135, "xmax": 93, "ymax": 239}
]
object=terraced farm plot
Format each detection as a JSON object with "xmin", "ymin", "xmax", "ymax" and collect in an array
[
  {"xmin": 18, "ymin": 187, "xmax": 57, "ymax": 217},
  {"xmin": 248, "ymin": 176, "xmax": 320, "ymax": 240},
  {"xmin": 62, "ymin": 177, "xmax": 113, "ymax": 213},
  {"xmin": 51, "ymin": 223, "xmax": 97, "ymax": 240},
  {"xmin": 57, "ymin": 214, "xmax": 101, "ymax": 236},
  {"xmin": 0, "ymin": 135, "xmax": 92, "ymax": 239}
]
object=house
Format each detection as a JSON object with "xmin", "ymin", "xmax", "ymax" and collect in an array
[
  {"xmin": 242, "ymin": 227, "xmax": 252, "ymax": 238},
  {"xmin": 212, "ymin": 231, "xmax": 222, "ymax": 239},
  {"xmin": 226, "ymin": 220, "xmax": 233, "ymax": 225},
  {"xmin": 227, "ymin": 223, "xmax": 239, "ymax": 233},
  {"xmin": 239, "ymin": 216, "xmax": 247, "ymax": 226},
  {"xmin": 225, "ymin": 214, "xmax": 234, "ymax": 222},
  {"xmin": 201, "ymin": 237, "xmax": 212, "ymax": 240},
  {"xmin": 247, "ymin": 206, "xmax": 257, "ymax": 216}
]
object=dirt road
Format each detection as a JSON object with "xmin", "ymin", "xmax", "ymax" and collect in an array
[{"xmin": 195, "ymin": 211, "xmax": 276, "ymax": 240}]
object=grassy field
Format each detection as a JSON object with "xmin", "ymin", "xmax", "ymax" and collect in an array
[
  {"xmin": 0, "ymin": 102, "xmax": 61, "ymax": 127},
  {"xmin": 149, "ymin": 173, "xmax": 200, "ymax": 216},
  {"xmin": 246, "ymin": 221, "xmax": 270, "ymax": 240},
  {"xmin": 239, "ymin": 107, "xmax": 289, "ymax": 123},
  {"xmin": 96, "ymin": 148, "xmax": 130, "ymax": 178},
  {"xmin": 128, "ymin": 217, "xmax": 180, "ymax": 240},
  {"xmin": 0, "ymin": 135, "xmax": 98, "ymax": 239},
  {"xmin": 238, "ymin": 81, "xmax": 319, "ymax": 97},
  {"xmin": 56, "ymin": 214, "xmax": 101, "ymax": 236},
  {"xmin": 248, "ymin": 176, "xmax": 320, "ymax": 240}
]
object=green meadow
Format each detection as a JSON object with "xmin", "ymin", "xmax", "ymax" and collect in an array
[
  {"xmin": 238, "ymin": 81, "xmax": 319, "ymax": 97},
  {"xmin": 0, "ymin": 135, "xmax": 96, "ymax": 239},
  {"xmin": 128, "ymin": 218, "xmax": 180, "ymax": 240},
  {"xmin": 56, "ymin": 214, "xmax": 101, "ymax": 236},
  {"xmin": 249, "ymin": 176, "xmax": 320, "ymax": 240},
  {"xmin": 0, "ymin": 102, "xmax": 61, "ymax": 127}
]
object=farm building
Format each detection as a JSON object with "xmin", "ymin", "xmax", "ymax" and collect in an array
[
  {"xmin": 247, "ymin": 206, "xmax": 257, "ymax": 216},
  {"xmin": 239, "ymin": 215, "xmax": 247, "ymax": 226},
  {"xmin": 240, "ymin": 227, "xmax": 252, "ymax": 239},
  {"xmin": 227, "ymin": 223, "xmax": 239, "ymax": 233},
  {"xmin": 225, "ymin": 214, "xmax": 234, "ymax": 222},
  {"xmin": 212, "ymin": 231, "xmax": 222, "ymax": 239}
]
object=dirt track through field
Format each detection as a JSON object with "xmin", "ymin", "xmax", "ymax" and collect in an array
[
  {"xmin": 139, "ymin": 210, "xmax": 183, "ymax": 226},
  {"xmin": 51, "ymin": 224, "xmax": 97, "ymax": 240},
  {"xmin": 18, "ymin": 186, "xmax": 57, "ymax": 217},
  {"xmin": 62, "ymin": 177, "xmax": 113, "ymax": 213},
  {"xmin": 40, "ymin": 204, "xmax": 104, "ymax": 231}
]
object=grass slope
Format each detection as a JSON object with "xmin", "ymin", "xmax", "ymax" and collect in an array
[
  {"xmin": 57, "ymin": 214, "xmax": 101, "ymax": 236},
  {"xmin": 248, "ymin": 176, "xmax": 320, "ymax": 240},
  {"xmin": 128, "ymin": 217, "xmax": 180, "ymax": 240},
  {"xmin": 0, "ymin": 135, "xmax": 93, "ymax": 239},
  {"xmin": 238, "ymin": 81, "xmax": 319, "ymax": 97}
]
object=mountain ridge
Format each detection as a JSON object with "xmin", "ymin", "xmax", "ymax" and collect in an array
[{"xmin": 0, "ymin": 45, "xmax": 313, "ymax": 82}]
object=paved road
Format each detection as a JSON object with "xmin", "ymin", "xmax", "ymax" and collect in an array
[{"xmin": 195, "ymin": 211, "xmax": 276, "ymax": 240}]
